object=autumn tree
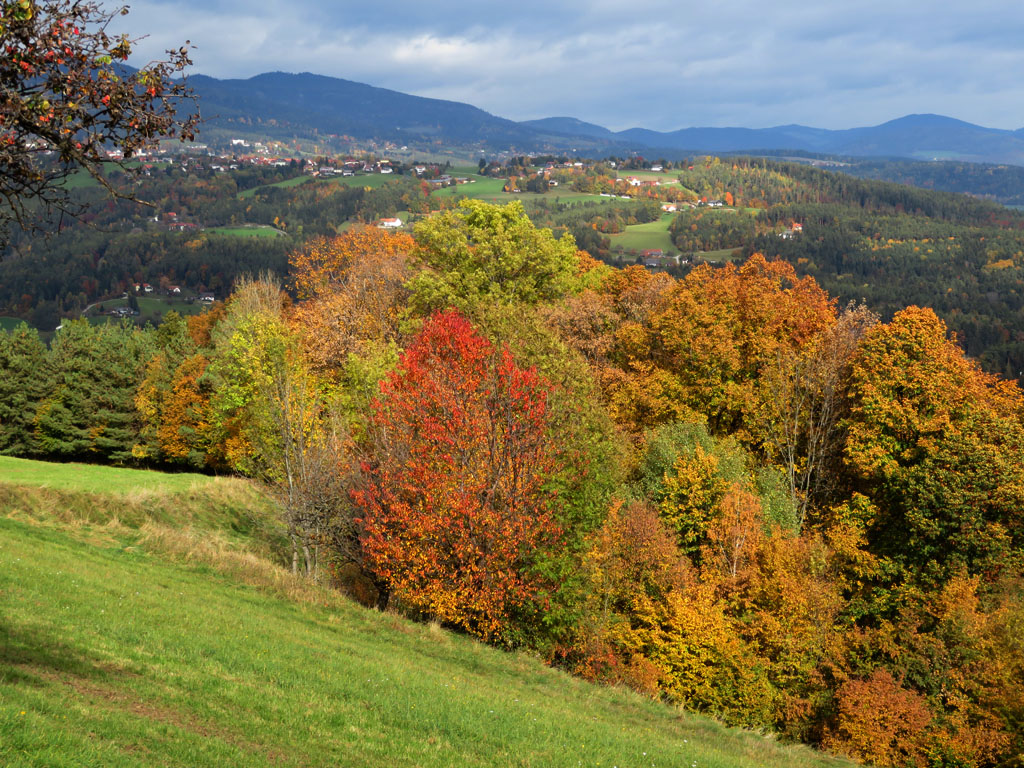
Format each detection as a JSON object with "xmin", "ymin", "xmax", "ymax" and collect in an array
[
  {"xmin": 408, "ymin": 199, "xmax": 579, "ymax": 315},
  {"xmin": 1, "ymin": 0, "xmax": 198, "ymax": 243},
  {"xmin": 650, "ymin": 253, "xmax": 835, "ymax": 437},
  {"xmin": 288, "ymin": 226, "xmax": 414, "ymax": 301},
  {"xmin": 754, "ymin": 303, "xmax": 878, "ymax": 528},
  {"xmin": 209, "ymin": 274, "xmax": 344, "ymax": 577},
  {"xmin": 355, "ymin": 310, "xmax": 565, "ymax": 643},
  {"xmin": 134, "ymin": 313, "xmax": 223, "ymax": 469},
  {"xmin": 573, "ymin": 501, "xmax": 774, "ymax": 726},
  {"xmin": 823, "ymin": 669, "xmax": 933, "ymax": 767},
  {"xmin": 633, "ymin": 421, "xmax": 794, "ymax": 563},
  {"xmin": 844, "ymin": 306, "xmax": 1024, "ymax": 591},
  {"xmin": 288, "ymin": 227, "xmax": 413, "ymax": 393}
]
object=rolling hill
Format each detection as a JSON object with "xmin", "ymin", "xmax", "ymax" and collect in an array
[{"xmin": 190, "ymin": 71, "xmax": 1024, "ymax": 164}]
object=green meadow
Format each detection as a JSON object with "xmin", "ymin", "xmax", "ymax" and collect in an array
[
  {"xmin": 0, "ymin": 317, "xmax": 30, "ymax": 331},
  {"xmin": 206, "ymin": 225, "xmax": 286, "ymax": 238},
  {"xmin": 0, "ymin": 457, "xmax": 854, "ymax": 768},
  {"xmin": 607, "ymin": 214, "xmax": 677, "ymax": 254},
  {"xmin": 431, "ymin": 175, "xmax": 601, "ymax": 205},
  {"xmin": 84, "ymin": 297, "xmax": 212, "ymax": 326},
  {"xmin": 238, "ymin": 175, "xmax": 313, "ymax": 198},
  {"xmin": 325, "ymin": 173, "xmax": 404, "ymax": 189}
]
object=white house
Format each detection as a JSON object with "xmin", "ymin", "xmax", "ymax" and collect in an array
[{"xmin": 378, "ymin": 217, "xmax": 403, "ymax": 229}]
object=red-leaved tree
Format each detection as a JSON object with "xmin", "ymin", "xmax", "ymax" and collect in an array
[{"xmin": 354, "ymin": 310, "xmax": 563, "ymax": 643}]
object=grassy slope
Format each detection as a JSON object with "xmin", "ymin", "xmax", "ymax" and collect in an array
[
  {"xmin": 206, "ymin": 226, "xmax": 287, "ymax": 238},
  {"xmin": 607, "ymin": 214, "xmax": 677, "ymax": 253},
  {"xmin": 84, "ymin": 297, "xmax": 211, "ymax": 326},
  {"xmin": 238, "ymin": 175, "xmax": 313, "ymax": 198},
  {"xmin": 0, "ymin": 458, "xmax": 853, "ymax": 768},
  {"xmin": 0, "ymin": 317, "xmax": 31, "ymax": 331},
  {"xmin": 238, "ymin": 173, "xmax": 404, "ymax": 200},
  {"xmin": 431, "ymin": 175, "xmax": 601, "ymax": 205}
]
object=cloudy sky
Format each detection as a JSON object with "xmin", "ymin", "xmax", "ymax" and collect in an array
[{"xmin": 116, "ymin": 1, "xmax": 1024, "ymax": 132}]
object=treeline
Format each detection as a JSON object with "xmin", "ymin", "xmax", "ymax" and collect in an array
[
  {"xmin": 844, "ymin": 158, "xmax": 1024, "ymax": 207},
  {"xmin": 675, "ymin": 157, "xmax": 1010, "ymax": 223},
  {"xmin": 2, "ymin": 202, "xmax": 1022, "ymax": 767}
]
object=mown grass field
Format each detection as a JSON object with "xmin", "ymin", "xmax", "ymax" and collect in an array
[
  {"xmin": 0, "ymin": 456, "xmax": 220, "ymax": 496},
  {"xmin": 0, "ymin": 457, "xmax": 854, "ymax": 768},
  {"xmin": 607, "ymin": 214, "xmax": 677, "ymax": 254},
  {"xmin": 206, "ymin": 225, "xmax": 286, "ymax": 238},
  {"xmin": 431, "ymin": 175, "xmax": 601, "ymax": 205},
  {"xmin": 325, "ymin": 173, "xmax": 403, "ymax": 190},
  {"xmin": 84, "ymin": 297, "xmax": 210, "ymax": 326},
  {"xmin": 430, "ymin": 175, "xmax": 505, "ymax": 199},
  {"xmin": 239, "ymin": 172, "xmax": 406, "ymax": 199},
  {"xmin": 693, "ymin": 248, "xmax": 743, "ymax": 264},
  {"xmin": 238, "ymin": 175, "xmax": 313, "ymax": 198},
  {"xmin": 0, "ymin": 317, "xmax": 30, "ymax": 331}
]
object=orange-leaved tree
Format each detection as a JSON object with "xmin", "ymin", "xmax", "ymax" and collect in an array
[
  {"xmin": 650, "ymin": 253, "xmax": 835, "ymax": 437},
  {"xmin": 288, "ymin": 227, "xmax": 414, "ymax": 376},
  {"xmin": 355, "ymin": 310, "xmax": 564, "ymax": 643},
  {"xmin": 288, "ymin": 227, "xmax": 414, "ymax": 300},
  {"xmin": 844, "ymin": 306, "xmax": 1024, "ymax": 590}
]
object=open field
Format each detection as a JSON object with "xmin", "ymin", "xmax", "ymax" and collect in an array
[
  {"xmin": 206, "ymin": 225, "xmax": 286, "ymax": 238},
  {"xmin": 617, "ymin": 170, "xmax": 679, "ymax": 183},
  {"xmin": 692, "ymin": 248, "xmax": 743, "ymax": 263},
  {"xmin": 239, "ymin": 172, "xmax": 405, "ymax": 199},
  {"xmin": 431, "ymin": 175, "xmax": 505, "ymax": 198},
  {"xmin": 432, "ymin": 175, "xmax": 603, "ymax": 205},
  {"xmin": 0, "ymin": 317, "xmax": 30, "ymax": 331},
  {"xmin": 84, "ymin": 296, "xmax": 211, "ymax": 326},
  {"xmin": 0, "ymin": 456, "xmax": 222, "ymax": 496},
  {"xmin": 325, "ymin": 173, "xmax": 405, "ymax": 189},
  {"xmin": 238, "ymin": 176, "xmax": 313, "ymax": 198},
  {"xmin": 0, "ymin": 457, "xmax": 853, "ymax": 768},
  {"xmin": 607, "ymin": 214, "xmax": 677, "ymax": 253},
  {"xmin": 0, "ymin": 456, "xmax": 284, "ymax": 549}
]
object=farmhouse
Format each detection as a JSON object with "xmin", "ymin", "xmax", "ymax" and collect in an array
[{"xmin": 378, "ymin": 217, "xmax": 403, "ymax": 229}]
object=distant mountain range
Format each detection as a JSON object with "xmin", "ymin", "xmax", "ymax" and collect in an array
[{"xmin": 190, "ymin": 71, "xmax": 1024, "ymax": 165}]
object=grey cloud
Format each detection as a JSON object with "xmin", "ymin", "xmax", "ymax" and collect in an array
[{"xmin": 113, "ymin": 0, "xmax": 1024, "ymax": 132}]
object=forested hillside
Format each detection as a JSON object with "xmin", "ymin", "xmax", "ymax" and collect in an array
[{"xmin": 3, "ymin": 203, "xmax": 1022, "ymax": 767}]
